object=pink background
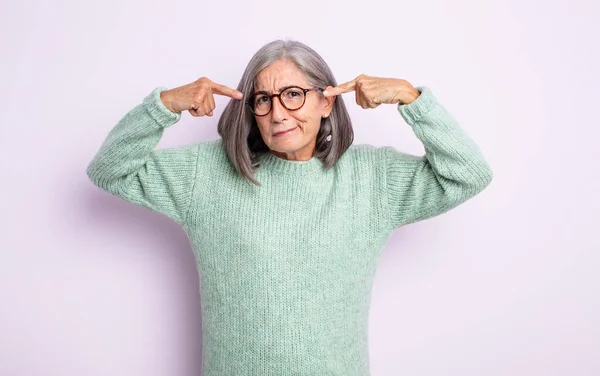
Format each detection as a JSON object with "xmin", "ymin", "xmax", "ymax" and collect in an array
[{"xmin": 1, "ymin": 0, "xmax": 598, "ymax": 375}]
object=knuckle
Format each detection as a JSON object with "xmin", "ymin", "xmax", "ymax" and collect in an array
[{"xmin": 197, "ymin": 77, "xmax": 211, "ymax": 89}]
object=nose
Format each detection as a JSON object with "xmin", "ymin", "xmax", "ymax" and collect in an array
[{"xmin": 270, "ymin": 96, "xmax": 288, "ymax": 123}]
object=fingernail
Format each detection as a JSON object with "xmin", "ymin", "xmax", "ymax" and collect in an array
[{"xmin": 323, "ymin": 91, "xmax": 329, "ymax": 96}]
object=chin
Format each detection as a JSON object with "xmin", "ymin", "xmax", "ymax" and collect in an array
[
  {"xmin": 270, "ymin": 144, "xmax": 300, "ymax": 153},
  {"xmin": 269, "ymin": 136, "xmax": 301, "ymax": 149}
]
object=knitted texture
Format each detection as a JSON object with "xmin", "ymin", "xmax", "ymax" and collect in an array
[{"xmin": 86, "ymin": 86, "xmax": 493, "ymax": 375}]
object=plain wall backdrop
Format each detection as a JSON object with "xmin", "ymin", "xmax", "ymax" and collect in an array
[{"xmin": 1, "ymin": 0, "xmax": 598, "ymax": 375}]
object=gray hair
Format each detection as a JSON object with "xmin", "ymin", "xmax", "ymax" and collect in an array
[{"xmin": 217, "ymin": 39, "xmax": 354, "ymax": 186}]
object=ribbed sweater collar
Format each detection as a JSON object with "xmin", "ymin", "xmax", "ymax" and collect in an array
[{"xmin": 258, "ymin": 151, "xmax": 325, "ymax": 176}]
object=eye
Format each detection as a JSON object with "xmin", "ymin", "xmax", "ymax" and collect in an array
[
  {"xmin": 285, "ymin": 89, "xmax": 303, "ymax": 98},
  {"xmin": 255, "ymin": 95, "xmax": 269, "ymax": 103}
]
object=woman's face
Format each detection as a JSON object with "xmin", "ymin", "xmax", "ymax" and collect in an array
[{"xmin": 253, "ymin": 58, "xmax": 335, "ymax": 161}]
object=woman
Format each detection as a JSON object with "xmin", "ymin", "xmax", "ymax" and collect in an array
[{"xmin": 87, "ymin": 39, "xmax": 493, "ymax": 375}]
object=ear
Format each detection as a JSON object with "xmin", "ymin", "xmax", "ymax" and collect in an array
[{"xmin": 322, "ymin": 86, "xmax": 336, "ymax": 113}]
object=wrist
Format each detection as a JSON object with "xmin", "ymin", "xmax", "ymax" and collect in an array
[
  {"xmin": 403, "ymin": 88, "xmax": 420, "ymax": 105},
  {"xmin": 159, "ymin": 90, "xmax": 179, "ymax": 113}
]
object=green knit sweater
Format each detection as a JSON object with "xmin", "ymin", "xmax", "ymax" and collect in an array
[{"xmin": 86, "ymin": 85, "xmax": 493, "ymax": 375}]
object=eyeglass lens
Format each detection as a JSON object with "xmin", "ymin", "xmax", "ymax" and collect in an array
[{"xmin": 253, "ymin": 87, "xmax": 305, "ymax": 115}]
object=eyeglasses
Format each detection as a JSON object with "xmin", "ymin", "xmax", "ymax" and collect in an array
[{"xmin": 245, "ymin": 85, "xmax": 324, "ymax": 116}]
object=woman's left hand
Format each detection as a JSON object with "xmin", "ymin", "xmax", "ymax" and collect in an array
[{"xmin": 323, "ymin": 74, "xmax": 420, "ymax": 108}]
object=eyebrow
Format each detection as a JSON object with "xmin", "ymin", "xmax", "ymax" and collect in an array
[{"xmin": 253, "ymin": 85, "xmax": 299, "ymax": 96}]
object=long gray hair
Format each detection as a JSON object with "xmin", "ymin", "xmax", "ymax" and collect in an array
[{"xmin": 217, "ymin": 39, "xmax": 354, "ymax": 186}]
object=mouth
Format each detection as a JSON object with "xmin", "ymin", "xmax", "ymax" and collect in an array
[{"xmin": 273, "ymin": 127, "xmax": 297, "ymax": 137}]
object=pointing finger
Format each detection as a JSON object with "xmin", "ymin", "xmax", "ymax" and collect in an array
[
  {"xmin": 210, "ymin": 81, "xmax": 244, "ymax": 99},
  {"xmin": 323, "ymin": 78, "xmax": 357, "ymax": 97}
]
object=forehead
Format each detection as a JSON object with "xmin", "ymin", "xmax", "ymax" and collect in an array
[{"xmin": 254, "ymin": 59, "xmax": 309, "ymax": 91}]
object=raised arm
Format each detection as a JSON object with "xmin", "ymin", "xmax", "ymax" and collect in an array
[
  {"xmin": 86, "ymin": 87, "xmax": 199, "ymax": 225},
  {"xmin": 86, "ymin": 78, "xmax": 244, "ymax": 225},
  {"xmin": 382, "ymin": 86, "xmax": 493, "ymax": 228}
]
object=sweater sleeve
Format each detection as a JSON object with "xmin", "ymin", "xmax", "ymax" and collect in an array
[
  {"xmin": 383, "ymin": 86, "xmax": 493, "ymax": 229},
  {"xmin": 86, "ymin": 87, "xmax": 199, "ymax": 226}
]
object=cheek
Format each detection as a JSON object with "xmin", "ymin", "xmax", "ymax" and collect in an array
[
  {"xmin": 255, "ymin": 119, "xmax": 268, "ymax": 132},
  {"xmin": 254, "ymin": 120, "xmax": 271, "ymax": 140},
  {"xmin": 294, "ymin": 108, "xmax": 321, "ymax": 130}
]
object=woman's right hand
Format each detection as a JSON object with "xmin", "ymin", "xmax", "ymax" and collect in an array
[{"xmin": 159, "ymin": 77, "xmax": 244, "ymax": 117}]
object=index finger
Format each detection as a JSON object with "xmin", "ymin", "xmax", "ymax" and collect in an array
[
  {"xmin": 323, "ymin": 78, "xmax": 357, "ymax": 97},
  {"xmin": 210, "ymin": 81, "xmax": 244, "ymax": 99}
]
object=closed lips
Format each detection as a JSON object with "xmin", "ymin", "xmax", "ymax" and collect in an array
[{"xmin": 273, "ymin": 127, "xmax": 296, "ymax": 136}]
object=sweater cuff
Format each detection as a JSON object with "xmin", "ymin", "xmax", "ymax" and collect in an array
[
  {"xmin": 397, "ymin": 86, "xmax": 438, "ymax": 123},
  {"xmin": 143, "ymin": 87, "xmax": 181, "ymax": 128}
]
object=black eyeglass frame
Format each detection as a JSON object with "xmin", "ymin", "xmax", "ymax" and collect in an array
[{"xmin": 245, "ymin": 86, "xmax": 325, "ymax": 116}]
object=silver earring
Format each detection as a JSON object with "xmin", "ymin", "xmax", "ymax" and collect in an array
[{"xmin": 326, "ymin": 134, "xmax": 332, "ymax": 141}]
